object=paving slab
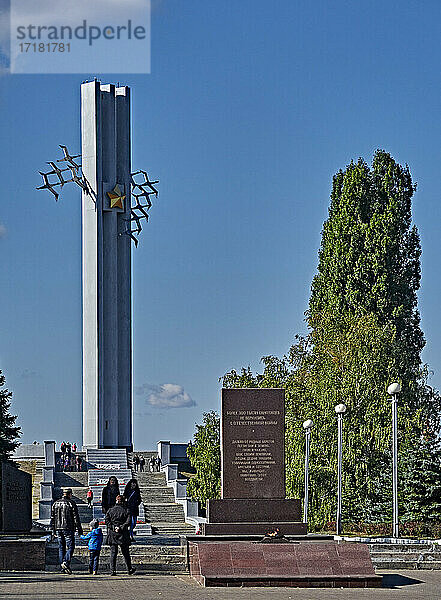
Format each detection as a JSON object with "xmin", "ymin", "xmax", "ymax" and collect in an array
[{"xmin": 0, "ymin": 570, "xmax": 439, "ymax": 599}]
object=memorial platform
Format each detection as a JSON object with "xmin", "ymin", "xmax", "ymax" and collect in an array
[
  {"xmin": 194, "ymin": 389, "xmax": 382, "ymax": 587},
  {"xmin": 187, "ymin": 538, "xmax": 382, "ymax": 588}
]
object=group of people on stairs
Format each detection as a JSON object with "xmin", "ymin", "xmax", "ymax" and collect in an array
[{"xmin": 51, "ymin": 475, "xmax": 142, "ymax": 576}]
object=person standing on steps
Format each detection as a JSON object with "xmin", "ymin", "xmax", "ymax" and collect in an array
[
  {"xmin": 149, "ymin": 456, "xmax": 155, "ymax": 472},
  {"xmin": 101, "ymin": 476, "xmax": 120, "ymax": 514},
  {"xmin": 123, "ymin": 479, "xmax": 142, "ymax": 541},
  {"xmin": 105, "ymin": 495, "xmax": 136, "ymax": 576},
  {"xmin": 133, "ymin": 454, "xmax": 140, "ymax": 471},
  {"xmin": 156, "ymin": 455, "xmax": 162, "ymax": 471},
  {"xmin": 87, "ymin": 488, "xmax": 94, "ymax": 509},
  {"xmin": 139, "ymin": 456, "xmax": 145, "ymax": 472},
  {"xmin": 51, "ymin": 488, "xmax": 83, "ymax": 574}
]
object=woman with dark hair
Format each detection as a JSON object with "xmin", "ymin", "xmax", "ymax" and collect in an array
[
  {"xmin": 123, "ymin": 479, "xmax": 142, "ymax": 541},
  {"xmin": 101, "ymin": 476, "xmax": 120, "ymax": 514}
]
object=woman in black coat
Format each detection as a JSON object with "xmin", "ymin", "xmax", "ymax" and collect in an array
[
  {"xmin": 123, "ymin": 479, "xmax": 142, "ymax": 541},
  {"xmin": 101, "ymin": 476, "xmax": 120, "ymax": 514}
]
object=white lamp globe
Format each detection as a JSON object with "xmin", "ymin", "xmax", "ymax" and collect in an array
[
  {"xmin": 303, "ymin": 419, "xmax": 313, "ymax": 430},
  {"xmin": 335, "ymin": 403, "xmax": 347, "ymax": 415},
  {"xmin": 387, "ymin": 383, "xmax": 402, "ymax": 395}
]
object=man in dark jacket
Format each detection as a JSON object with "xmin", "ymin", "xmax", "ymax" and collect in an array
[
  {"xmin": 105, "ymin": 495, "xmax": 136, "ymax": 576},
  {"xmin": 51, "ymin": 488, "xmax": 83, "ymax": 574}
]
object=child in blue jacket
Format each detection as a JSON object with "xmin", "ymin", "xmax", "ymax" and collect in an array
[{"xmin": 80, "ymin": 519, "xmax": 103, "ymax": 574}]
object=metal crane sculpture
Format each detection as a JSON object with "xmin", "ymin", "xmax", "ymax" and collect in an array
[{"xmin": 37, "ymin": 145, "xmax": 159, "ymax": 246}]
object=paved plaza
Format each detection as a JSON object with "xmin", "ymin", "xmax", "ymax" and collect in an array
[{"xmin": 0, "ymin": 571, "xmax": 440, "ymax": 600}]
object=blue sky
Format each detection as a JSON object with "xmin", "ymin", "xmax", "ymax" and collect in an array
[{"xmin": 2, "ymin": 0, "xmax": 441, "ymax": 450}]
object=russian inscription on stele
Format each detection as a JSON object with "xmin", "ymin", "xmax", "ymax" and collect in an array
[{"xmin": 221, "ymin": 388, "xmax": 285, "ymax": 499}]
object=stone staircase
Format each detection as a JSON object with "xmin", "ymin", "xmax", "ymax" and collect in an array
[
  {"xmin": 86, "ymin": 448, "xmax": 132, "ymax": 523},
  {"xmin": 86, "ymin": 448, "xmax": 150, "ymax": 535},
  {"xmin": 45, "ymin": 448, "xmax": 196, "ymax": 573},
  {"xmin": 135, "ymin": 469, "xmax": 195, "ymax": 535},
  {"xmin": 369, "ymin": 541, "xmax": 441, "ymax": 570}
]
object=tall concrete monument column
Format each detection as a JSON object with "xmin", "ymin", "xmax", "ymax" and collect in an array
[{"xmin": 82, "ymin": 81, "xmax": 132, "ymax": 450}]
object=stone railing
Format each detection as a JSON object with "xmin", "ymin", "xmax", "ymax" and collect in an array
[
  {"xmin": 160, "ymin": 458, "xmax": 203, "ymax": 528},
  {"xmin": 38, "ymin": 441, "xmax": 55, "ymax": 523}
]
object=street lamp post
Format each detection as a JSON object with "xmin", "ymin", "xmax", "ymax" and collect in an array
[
  {"xmin": 388, "ymin": 382, "xmax": 402, "ymax": 538},
  {"xmin": 335, "ymin": 403, "xmax": 347, "ymax": 535},
  {"xmin": 303, "ymin": 419, "xmax": 313, "ymax": 524}
]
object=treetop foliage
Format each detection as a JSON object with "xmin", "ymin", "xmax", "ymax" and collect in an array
[{"xmin": 0, "ymin": 370, "xmax": 21, "ymax": 462}]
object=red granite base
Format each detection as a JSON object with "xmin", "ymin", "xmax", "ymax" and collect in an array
[{"xmin": 188, "ymin": 540, "xmax": 382, "ymax": 588}]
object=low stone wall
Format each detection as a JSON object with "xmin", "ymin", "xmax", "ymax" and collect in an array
[{"xmin": 0, "ymin": 539, "xmax": 46, "ymax": 571}]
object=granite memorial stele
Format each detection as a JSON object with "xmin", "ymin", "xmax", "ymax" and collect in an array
[{"xmin": 202, "ymin": 388, "xmax": 305, "ymax": 535}]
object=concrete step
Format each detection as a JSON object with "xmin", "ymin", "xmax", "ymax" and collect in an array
[
  {"xmin": 54, "ymin": 472, "xmax": 89, "ymax": 487},
  {"xmin": 144, "ymin": 503, "xmax": 185, "ymax": 511},
  {"xmin": 135, "ymin": 473, "xmax": 167, "ymax": 484},
  {"xmin": 86, "ymin": 449, "xmax": 128, "ymax": 469},
  {"xmin": 144, "ymin": 508, "xmax": 185, "ymax": 516},
  {"xmin": 141, "ymin": 493, "xmax": 176, "ymax": 503},
  {"xmin": 139, "ymin": 487, "xmax": 175, "ymax": 494},
  {"xmin": 88, "ymin": 469, "xmax": 133, "ymax": 486},
  {"xmin": 147, "ymin": 517, "xmax": 189, "ymax": 524},
  {"xmin": 369, "ymin": 543, "xmax": 441, "ymax": 552},
  {"xmin": 151, "ymin": 523, "xmax": 195, "ymax": 534},
  {"xmin": 372, "ymin": 559, "xmax": 441, "ymax": 570},
  {"xmin": 144, "ymin": 511, "xmax": 186, "ymax": 523},
  {"xmin": 339, "ymin": 540, "xmax": 441, "ymax": 571},
  {"xmin": 370, "ymin": 544, "xmax": 441, "ymax": 570},
  {"xmin": 53, "ymin": 486, "xmax": 90, "ymax": 502},
  {"xmin": 371, "ymin": 551, "xmax": 441, "ymax": 560},
  {"xmin": 78, "ymin": 505, "xmax": 95, "ymax": 520}
]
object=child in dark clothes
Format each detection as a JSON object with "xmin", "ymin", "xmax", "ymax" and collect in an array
[{"xmin": 80, "ymin": 519, "xmax": 103, "ymax": 574}]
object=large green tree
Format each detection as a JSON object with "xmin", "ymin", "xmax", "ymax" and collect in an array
[
  {"xmin": 309, "ymin": 150, "xmax": 428, "ymax": 421},
  {"xmin": 0, "ymin": 370, "xmax": 20, "ymax": 461},
  {"xmin": 224, "ymin": 151, "xmax": 440, "ymax": 528},
  {"xmin": 186, "ymin": 411, "xmax": 221, "ymax": 506}
]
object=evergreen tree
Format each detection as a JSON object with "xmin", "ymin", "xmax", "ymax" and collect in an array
[
  {"xmin": 186, "ymin": 411, "xmax": 221, "ymax": 506},
  {"xmin": 0, "ymin": 370, "xmax": 20, "ymax": 461},
  {"xmin": 400, "ymin": 433, "xmax": 441, "ymax": 523}
]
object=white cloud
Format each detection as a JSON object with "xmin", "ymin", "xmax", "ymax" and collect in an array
[
  {"xmin": 21, "ymin": 368, "xmax": 38, "ymax": 379},
  {"xmin": 136, "ymin": 383, "xmax": 196, "ymax": 409}
]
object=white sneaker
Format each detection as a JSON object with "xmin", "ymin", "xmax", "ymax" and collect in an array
[{"xmin": 61, "ymin": 561, "xmax": 72, "ymax": 574}]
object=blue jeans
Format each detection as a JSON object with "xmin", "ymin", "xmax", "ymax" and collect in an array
[
  {"xmin": 130, "ymin": 515, "xmax": 136, "ymax": 536},
  {"xmin": 57, "ymin": 529, "xmax": 75, "ymax": 566},
  {"xmin": 89, "ymin": 549, "xmax": 100, "ymax": 572}
]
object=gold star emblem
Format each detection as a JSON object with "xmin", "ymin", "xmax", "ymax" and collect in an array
[{"xmin": 107, "ymin": 184, "xmax": 125, "ymax": 209}]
